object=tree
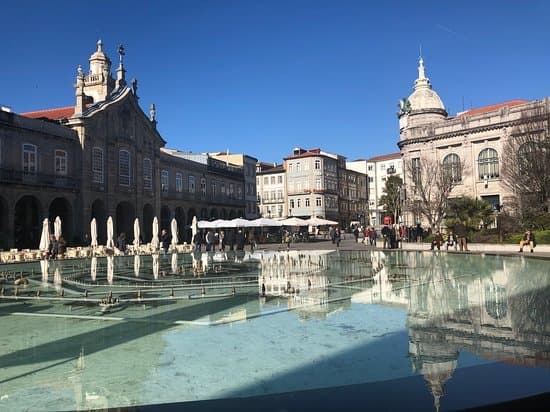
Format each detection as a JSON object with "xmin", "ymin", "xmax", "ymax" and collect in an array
[
  {"xmin": 502, "ymin": 105, "xmax": 550, "ymax": 223},
  {"xmin": 445, "ymin": 196, "xmax": 495, "ymax": 232},
  {"xmin": 379, "ymin": 175, "xmax": 403, "ymax": 225},
  {"xmin": 405, "ymin": 156, "xmax": 463, "ymax": 231}
]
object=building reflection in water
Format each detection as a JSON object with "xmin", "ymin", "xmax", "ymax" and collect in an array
[{"xmin": 258, "ymin": 250, "xmax": 550, "ymax": 411}]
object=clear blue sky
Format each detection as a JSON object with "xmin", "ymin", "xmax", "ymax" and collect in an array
[{"xmin": 3, "ymin": 0, "xmax": 550, "ymax": 163}]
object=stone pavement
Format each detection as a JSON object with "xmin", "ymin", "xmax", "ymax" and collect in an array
[{"xmin": 257, "ymin": 236, "xmax": 550, "ymax": 259}]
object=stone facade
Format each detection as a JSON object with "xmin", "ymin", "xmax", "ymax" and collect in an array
[
  {"xmin": 256, "ymin": 162, "xmax": 287, "ymax": 219},
  {"xmin": 398, "ymin": 57, "xmax": 549, "ymax": 225},
  {"xmin": 0, "ymin": 41, "xmax": 251, "ymax": 250}
]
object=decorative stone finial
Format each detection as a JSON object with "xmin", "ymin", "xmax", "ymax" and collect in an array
[
  {"xmin": 150, "ymin": 103, "xmax": 156, "ymax": 121},
  {"xmin": 97, "ymin": 39, "xmax": 103, "ymax": 52},
  {"xmin": 418, "ymin": 57, "xmax": 426, "ymax": 80},
  {"xmin": 118, "ymin": 44, "xmax": 125, "ymax": 65},
  {"xmin": 77, "ymin": 65, "xmax": 84, "ymax": 79},
  {"xmin": 131, "ymin": 78, "xmax": 138, "ymax": 96}
]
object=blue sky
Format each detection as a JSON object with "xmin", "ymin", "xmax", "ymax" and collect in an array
[{"xmin": 2, "ymin": 0, "xmax": 550, "ymax": 163}]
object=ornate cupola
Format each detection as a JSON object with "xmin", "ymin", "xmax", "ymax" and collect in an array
[
  {"xmin": 80, "ymin": 40, "xmax": 115, "ymax": 103},
  {"xmin": 398, "ymin": 56, "xmax": 447, "ymax": 135}
]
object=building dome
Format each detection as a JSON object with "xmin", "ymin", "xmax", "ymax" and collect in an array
[{"xmin": 407, "ymin": 57, "xmax": 445, "ymax": 112}]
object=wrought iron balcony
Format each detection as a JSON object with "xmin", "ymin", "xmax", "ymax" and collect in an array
[{"xmin": 0, "ymin": 168, "xmax": 80, "ymax": 190}]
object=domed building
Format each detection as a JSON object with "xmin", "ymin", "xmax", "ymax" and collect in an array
[{"xmin": 397, "ymin": 56, "xmax": 546, "ymax": 227}]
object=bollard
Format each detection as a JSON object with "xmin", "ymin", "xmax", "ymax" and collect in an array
[{"xmin": 170, "ymin": 288, "xmax": 174, "ymax": 297}]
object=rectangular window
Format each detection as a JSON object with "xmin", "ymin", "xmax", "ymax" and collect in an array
[
  {"xmin": 55, "ymin": 150, "xmax": 67, "ymax": 175},
  {"xmin": 176, "ymin": 172, "xmax": 183, "ymax": 192},
  {"xmin": 277, "ymin": 190, "xmax": 282, "ymax": 199},
  {"xmin": 289, "ymin": 199, "xmax": 295, "ymax": 209},
  {"xmin": 305, "ymin": 198, "xmax": 310, "ymax": 207},
  {"xmin": 143, "ymin": 158, "xmax": 152, "ymax": 190},
  {"xmin": 221, "ymin": 183, "xmax": 226, "ymax": 195},
  {"xmin": 119, "ymin": 150, "xmax": 131, "ymax": 186},
  {"xmin": 189, "ymin": 175, "xmax": 195, "ymax": 193},
  {"xmin": 200, "ymin": 178, "xmax": 206, "ymax": 194},
  {"xmin": 277, "ymin": 175, "xmax": 283, "ymax": 184},
  {"xmin": 211, "ymin": 182, "xmax": 217, "ymax": 196},
  {"xmin": 229, "ymin": 183, "xmax": 234, "ymax": 196},
  {"xmin": 161, "ymin": 170, "xmax": 169, "ymax": 192},
  {"xmin": 270, "ymin": 176, "xmax": 275, "ymax": 184},
  {"xmin": 316, "ymin": 178, "xmax": 322, "ymax": 190},
  {"xmin": 314, "ymin": 159, "xmax": 321, "ymax": 170},
  {"xmin": 264, "ymin": 176, "xmax": 269, "ymax": 185},
  {"xmin": 412, "ymin": 157, "xmax": 421, "ymax": 184},
  {"xmin": 92, "ymin": 147, "xmax": 104, "ymax": 183},
  {"xmin": 297, "ymin": 199, "xmax": 301, "ymax": 208},
  {"xmin": 316, "ymin": 197, "xmax": 322, "ymax": 206},
  {"xmin": 22, "ymin": 143, "xmax": 37, "ymax": 174}
]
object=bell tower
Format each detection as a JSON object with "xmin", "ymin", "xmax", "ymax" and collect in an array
[{"xmin": 80, "ymin": 40, "xmax": 115, "ymax": 104}]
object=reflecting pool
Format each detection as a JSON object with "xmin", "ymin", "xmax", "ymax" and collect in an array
[{"xmin": 0, "ymin": 250, "xmax": 549, "ymax": 411}]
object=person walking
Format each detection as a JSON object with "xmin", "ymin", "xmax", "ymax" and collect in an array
[
  {"xmin": 454, "ymin": 221, "xmax": 468, "ymax": 251},
  {"xmin": 160, "ymin": 229, "xmax": 170, "ymax": 254}
]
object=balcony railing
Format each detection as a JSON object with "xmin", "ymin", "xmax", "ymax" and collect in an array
[
  {"xmin": 161, "ymin": 190, "xmax": 245, "ymax": 205},
  {"xmin": 0, "ymin": 168, "xmax": 80, "ymax": 190}
]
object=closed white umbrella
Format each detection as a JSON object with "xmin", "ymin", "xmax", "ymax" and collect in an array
[
  {"xmin": 106, "ymin": 216, "xmax": 115, "ymax": 249},
  {"xmin": 191, "ymin": 216, "xmax": 198, "ymax": 242},
  {"xmin": 170, "ymin": 218, "xmax": 178, "ymax": 248},
  {"xmin": 171, "ymin": 253, "xmax": 178, "ymax": 274},
  {"xmin": 90, "ymin": 256, "xmax": 97, "ymax": 281},
  {"xmin": 54, "ymin": 216, "xmax": 62, "ymax": 240},
  {"xmin": 151, "ymin": 217, "xmax": 160, "ymax": 250},
  {"xmin": 107, "ymin": 255, "xmax": 114, "ymax": 285},
  {"xmin": 133, "ymin": 218, "xmax": 140, "ymax": 249},
  {"xmin": 134, "ymin": 254, "xmax": 140, "ymax": 277},
  {"xmin": 39, "ymin": 218, "xmax": 50, "ymax": 252},
  {"xmin": 90, "ymin": 218, "xmax": 98, "ymax": 248},
  {"xmin": 152, "ymin": 253, "xmax": 159, "ymax": 279}
]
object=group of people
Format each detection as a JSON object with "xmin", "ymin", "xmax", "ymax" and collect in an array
[
  {"xmin": 46, "ymin": 234, "xmax": 67, "ymax": 259},
  {"xmin": 430, "ymin": 221, "xmax": 468, "ymax": 251},
  {"xmin": 193, "ymin": 228, "xmax": 251, "ymax": 252}
]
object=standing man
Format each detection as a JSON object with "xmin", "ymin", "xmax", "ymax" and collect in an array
[
  {"xmin": 160, "ymin": 229, "xmax": 171, "ymax": 254},
  {"xmin": 454, "ymin": 221, "xmax": 468, "ymax": 252}
]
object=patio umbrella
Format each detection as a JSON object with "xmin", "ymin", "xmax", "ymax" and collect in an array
[
  {"xmin": 133, "ymin": 218, "xmax": 140, "ymax": 249},
  {"xmin": 170, "ymin": 218, "xmax": 178, "ymax": 247},
  {"xmin": 107, "ymin": 255, "xmax": 114, "ymax": 285},
  {"xmin": 54, "ymin": 216, "xmax": 62, "ymax": 240},
  {"xmin": 197, "ymin": 220, "xmax": 215, "ymax": 229},
  {"xmin": 152, "ymin": 253, "xmax": 159, "ymax": 279},
  {"xmin": 229, "ymin": 217, "xmax": 251, "ymax": 227},
  {"xmin": 280, "ymin": 217, "xmax": 308, "ymax": 226},
  {"xmin": 106, "ymin": 216, "xmax": 115, "ymax": 249},
  {"xmin": 151, "ymin": 217, "xmax": 160, "ymax": 250},
  {"xmin": 90, "ymin": 218, "xmax": 98, "ymax": 248},
  {"xmin": 90, "ymin": 256, "xmax": 97, "ymax": 281},
  {"xmin": 305, "ymin": 217, "xmax": 338, "ymax": 226},
  {"xmin": 134, "ymin": 254, "xmax": 140, "ymax": 277},
  {"xmin": 250, "ymin": 217, "xmax": 283, "ymax": 227},
  {"xmin": 171, "ymin": 253, "xmax": 178, "ymax": 274},
  {"xmin": 39, "ymin": 218, "xmax": 50, "ymax": 252},
  {"xmin": 191, "ymin": 216, "xmax": 198, "ymax": 242}
]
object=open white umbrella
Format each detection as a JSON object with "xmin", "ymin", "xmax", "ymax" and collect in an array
[
  {"xmin": 54, "ymin": 216, "xmax": 62, "ymax": 240},
  {"xmin": 170, "ymin": 218, "xmax": 178, "ymax": 248},
  {"xmin": 39, "ymin": 218, "xmax": 50, "ymax": 252},
  {"xmin": 230, "ymin": 217, "xmax": 251, "ymax": 227},
  {"xmin": 280, "ymin": 217, "xmax": 308, "ymax": 226},
  {"xmin": 106, "ymin": 216, "xmax": 115, "ymax": 249},
  {"xmin": 305, "ymin": 217, "xmax": 338, "ymax": 226},
  {"xmin": 151, "ymin": 217, "xmax": 160, "ymax": 250},
  {"xmin": 250, "ymin": 217, "xmax": 283, "ymax": 227},
  {"xmin": 197, "ymin": 220, "xmax": 216, "ymax": 229},
  {"xmin": 134, "ymin": 254, "xmax": 141, "ymax": 277},
  {"xmin": 90, "ymin": 218, "xmax": 98, "ymax": 248},
  {"xmin": 133, "ymin": 218, "xmax": 140, "ymax": 249}
]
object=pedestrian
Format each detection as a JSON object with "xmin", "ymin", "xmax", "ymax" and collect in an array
[
  {"xmin": 334, "ymin": 227, "xmax": 341, "ymax": 247},
  {"xmin": 160, "ymin": 229, "xmax": 170, "ymax": 254},
  {"xmin": 235, "ymin": 229, "xmax": 245, "ymax": 251},
  {"xmin": 193, "ymin": 231, "xmax": 202, "ymax": 252},
  {"xmin": 47, "ymin": 233, "xmax": 58, "ymax": 259},
  {"xmin": 219, "ymin": 230, "xmax": 225, "ymax": 251},
  {"xmin": 116, "ymin": 232, "xmax": 128, "ymax": 254},
  {"xmin": 430, "ymin": 231, "xmax": 443, "ymax": 251},
  {"xmin": 519, "ymin": 229, "xmax": 536, "ymax": 253},
  {"xmin": 454, "ymin": 221, "xmax": 468, "ymax": 251},
  {"xmin": 205, "ymin": 229, "xmax": 215, "ymax": 251},
  {"xmin": 353, "ymin": 226, "xmax": 359, "ymax": 243},
  {"xmin": 446, "ymin": 231, "xmax": 457, "ymax": 251}
]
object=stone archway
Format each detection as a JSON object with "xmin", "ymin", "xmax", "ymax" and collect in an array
[
  {"xmin": 160, "ymin": 205, "xmax": 171, "ymax": 233},
  {"xmin": 0, "ymin": 196, "xmax": 8, "ymax": 250},
  {"xmin": 175, "ymin": 207, "xmax": 187, "ymax": 243},
  {"xmin": 143, "ymin": 203, "xmax": 154, "ymax": 243},
  {"xmin": 91, "ymin": 199, "xmax": 107, "ymax": 244},
  {"xmin": 116, "ymin": 201, "xmax": 135, "ymax": 242},
  {"xmin": 210, "ymin": 208, "xmax": 218, "ymax": 219},
  {"xmin": 14, "ymin": 195, "xmax": 42, "ymax": 249},
  {"xmin": 49, "ymin": 197, "xmax": 73, "ymax": 243}
]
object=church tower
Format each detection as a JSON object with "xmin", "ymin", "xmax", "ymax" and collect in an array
[
  {"xmin": 76, "ymin": 40, "xmax": 116, "ymax": 105},
  {"xmin": 398, "ymin": 57, "xmax": 447, "ymax": 139}
]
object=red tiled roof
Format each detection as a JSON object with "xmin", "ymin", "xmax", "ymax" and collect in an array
[
  {"xmin": 284, "ymin": 148, "xmax": 324, "ymax": 160},
  {"xmin": 367, "ymin": 152, "xmax": 401, "ymax": 162},
  {"xmin": 457, "ymin": 100, "xmax": 528, "ymax": 117},
  {"xmin": 21, "ymin": 106, "xmax": 75, "ymax": 120}
]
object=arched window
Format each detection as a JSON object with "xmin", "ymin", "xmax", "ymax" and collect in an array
[
  {"xmin": 119, "ymin": 149, "xmax": 131, "ymax": 186},
  {"xmin": 518, "ymin": 142, "xmax": 538, "ymax": 173},
  {"xmin": 22, "ymin": 143, "xmax": 37, "ymax": 174},
  {"xmin": 143, "ymin": 158, "xmax": 152, "ymax": 190},
  {"xmin": 478, "ymin": 148, "xmax": 499, "ymax": 179},
  {"xmin": 92, "ymin": 147, "xmax": 104, "ymax": 183},
  {"xmin": 176, "ymin": 172, "xmax": 183, "ymax": 192},
  {"xmin": 442, "ymin": 153, "xmax": 461, "ymax": 182}
]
